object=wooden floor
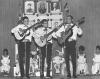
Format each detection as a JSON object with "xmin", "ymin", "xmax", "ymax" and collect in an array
[{"xmin": 0, "ymin": 76, "xmax": 100, "ymax": 79}]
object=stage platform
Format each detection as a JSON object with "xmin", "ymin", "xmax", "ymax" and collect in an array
[{"xmin": 0, "ymin": 76, "xmax": 100, "ymax": 79}]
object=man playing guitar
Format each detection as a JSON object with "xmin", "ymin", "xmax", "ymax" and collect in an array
[
  {"xmin": 53, "ymin": 15, "xmax": 83, "ymax": 78},
  {"xmin": 11, "ymin": 16, "xmax": 34, "ymax": 79},
  {"xmin": 34, "ymin": 19, "xmax": 53, "ymax": 78}
]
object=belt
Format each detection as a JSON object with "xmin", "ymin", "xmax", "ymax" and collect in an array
[{"xmin": 22, "ymin": 39, "xmax": 31, "ymax": 42}]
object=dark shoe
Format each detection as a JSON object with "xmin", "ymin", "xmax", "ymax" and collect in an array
[
  {"xmin": 19, "ymin": 76, "xmax": 24, "ymax": 79},
  {"xmin": 26, "ymin": 76, "xmax": 30, "ymax": 79},
  {"xmin": 67, "ymin": 75, "xmax": 71, "ymax": 78},
  {"xmin": 73, "ymin": 75, "xmax": 78, "ymax": 78},
  {"xmin": 46, "ymin": 75, "xmax": 53, "ymax": 78},
  {"xmin": 40, "ymin": 74, "xmax": 44, "ymax": 78}
]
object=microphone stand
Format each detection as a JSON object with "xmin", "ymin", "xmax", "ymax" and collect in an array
[
  {"xmin": 63, "ymin": 24, "xmax": 66, "ymax": 61},
  {"xmin": 45, "ymin": 27, "xmax": 48, "ymax": 77}
]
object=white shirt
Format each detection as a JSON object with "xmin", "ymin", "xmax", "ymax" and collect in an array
[
  {"xmin": 11, "ymin": 24, "xmax": 34, "ymax": 42},
  {"xmin": 93, "ymin": 53, "xmax": 100, "ymax": 63},
  {"xmin": 52, "ymin": 23, "xmax": 82, "ymax": 42},
  {"xmin": 77, "ymin": 54, "xmax": 86, "ymax": 64},
  {"xmin": 33, "ymin": 27, "xmax": 53, "ymax": 43}
]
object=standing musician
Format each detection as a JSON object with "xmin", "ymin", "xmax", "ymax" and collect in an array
[
  {"xmin": 33, "ymin": 19, "xmax": 54, "ymax": 78},
  {"xmin": 11, "ymin": 16, "xmax": 34, "ymax": 79},
  {"xmin": 53, "ymin": 15, "xmax": 82, "ymax": 78}
]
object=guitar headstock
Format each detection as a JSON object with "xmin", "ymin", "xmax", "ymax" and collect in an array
[{"xmin": 76, "ymin": 17, "xmax": 85, "ymax": 25}]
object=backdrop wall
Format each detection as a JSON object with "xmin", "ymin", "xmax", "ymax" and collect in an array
[{"xmin": 0, "ymin": 0, "xmax": 100, "ymax": 76}]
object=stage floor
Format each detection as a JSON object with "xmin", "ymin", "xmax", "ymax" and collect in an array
[{"xmin": 0, "ymin": 76, "xmax": 100, "ymax": 79}]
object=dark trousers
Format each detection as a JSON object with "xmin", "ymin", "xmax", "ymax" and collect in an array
[
  {"xmin": 40, "ymin": 43, "xmax": 52, "ymax": 76},
  {"xmin": 65, "ymin": 41, "xmax": 76, "ymax": 76},
  {"xmin": 18, "ymin": 41, "xmax": 31, "ymax": 77}
]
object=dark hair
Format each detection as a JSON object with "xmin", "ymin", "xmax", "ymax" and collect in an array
[
  {"xmin": 55, "ymin": 22, "xmax": 58, "ymax": 24},
  {"xmin": 67, "ymin": 15, "xmax": 73, "ymax": 20},
  {"xmin": 96, "ymin": 45, "xmax": 100, "ymax": 50},
  {"xmin": 3, "ymin": 48, "xmax": 8, "ymax": 55},
  {"xmin": 79, "ymin": 45, "xmax": 85, "ymax": 51},
  {"xmin": 28, "ymin": 3, "xmax": 31, "ymax": 6},
  {"xmin": 41, "ymin": 19, "xmax": 48, "ymax": 24},
  {"xmin": 22, "ymin": 16, "xmax": 29, "ymax": 21}
]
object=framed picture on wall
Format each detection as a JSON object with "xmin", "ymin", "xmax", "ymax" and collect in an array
[
  {"xmin": 29, "ymin": 20, "xmax": 35, "ymax": 26},
  {"xmin": 24, "ymin": 1, "xmax": 35, "ymax": 15},
  {"xmin": 51, "ymin": 19, "xmax": 63, "ymax": 29},
  {"xmin": 50, "ymin": 0, "xmax": 61, "ymax": 14},
  {"xmin": 37, "ymin": 1, "xmax": 48, "ymax": 15}
]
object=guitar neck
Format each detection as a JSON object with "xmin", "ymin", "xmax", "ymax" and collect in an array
[
  {"xmin": 46, "ymin": 23, "xmax": 65, "ymax": 36},
  {"xmin": 25, "ymin": 23, "xmax": 39, "ymax": 32},
  {"xmin": 65, "ymin": 24, "xmax": 75, "ymax": 33},
  {"xmin": 46, "ymin": 29, "xmax": 57, "ymax": 36}
]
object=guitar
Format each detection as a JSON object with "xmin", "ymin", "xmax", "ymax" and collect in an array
[
  {"xmin": 34, "ymin": 23, "xmax": 65, "ymax": 47},
  {"xmin": 57, "ymin": 17, "xmax": 85, "ymax": 44},
  {"xmin": 14, "ymin": 21, "xmax": 41, "ymax": 40}
]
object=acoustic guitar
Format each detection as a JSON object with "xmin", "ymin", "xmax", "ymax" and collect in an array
[
  {"xmin": 57, "ymin": 17, "xmax": 85, "ymax": 44},
  {"xmin": 14, "ymin": 21, "xmax": 41, "ymax": 41}
]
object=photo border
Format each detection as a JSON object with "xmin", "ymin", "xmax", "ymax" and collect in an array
[
  {"xmin": 50, "ymin": 0, "xmax": 61, "ymax": 15},
  {"xmin": 36, "ymin": 0, "xmax": 49, "ymax": 16},
  {"xmin": 24, "ymin": 0, "xmax": 35, "ymax": 15}
]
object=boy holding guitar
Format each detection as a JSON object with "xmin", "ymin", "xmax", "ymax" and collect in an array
[
  {"xmin": 33, "ymin": 19, "xmax": 54, "ymax": 78},
  {"xmin": 11, "ymin": 16, "xmax": 38, "ymax": 79},
  {"xmin": 53, "ymin": 15, "xmax": 83, "ymax": 78}
]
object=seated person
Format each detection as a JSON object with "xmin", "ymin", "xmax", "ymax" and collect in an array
[
  {"xmin": 77, "ymin": 46, "xmax": 89, "ymax": 76},
  {"xmin": 0, "ymin": 49, "xmax": 10, "ymax": 75},
  {"xmin": 29, "ymin": 51, "xmax": 38, "ymax": 76},
  {"xmin": 92, "ymin": 45, "xmax": 100, "ymax": 75}
]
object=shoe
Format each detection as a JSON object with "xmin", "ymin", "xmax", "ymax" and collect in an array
[
  {"xmin": 19, "ymin": 76, "xmax": 24, "ymax": 79},
  {"xmin": 40, "ymin": 74, "xmax": 44, "ymax": 78},
  {"xmin": 26, "ymin": 76, "xmax": 30, "ymax": 79},
  {"xmin": 73, "ymin": 75, "xmax": 78, "ymax": 78},
  {"xmin": 46, "ymin": 75, "xmax": 53, "ymax": 78},
  {"xmin": 67, "ymin": 75, "xmax": 71, "ymax": 78}
]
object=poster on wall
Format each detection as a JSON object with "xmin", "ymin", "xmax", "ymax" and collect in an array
[
  {"xmin": 50, "ymin": 0, "xmax": 61, "ymax": 14},
  {"xmin": 37, "ymin": 1, "xmax": 48, "ymax": 15},
  {"xmin": 24, "ymin": 1, "xmax": 35, "ymax": 15}
]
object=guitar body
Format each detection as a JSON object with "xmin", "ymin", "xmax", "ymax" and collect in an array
[
  {"xmin": 34, "ymin": 32, "xmax": 52, "ymax": 47},
  {"xmin": 58, "ymin": 30, "xmax": 72, "ymax": 44},
  {"xmin": 14, "ymin": 31, "xmax": 25, "ymax": 40},
  {"xmin": 14, "ymin": 21, "xmax": 41, "ymax": 41},
  {"xmin": 57, "ymin": 17, "xmax": 85, "ymax": 44}
]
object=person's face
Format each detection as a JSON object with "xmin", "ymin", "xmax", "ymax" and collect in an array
[
  {"xmin": 40, "ymin": 3, "xmax": 45, "ymax": 9},
  {"xmin": 55, "ymin": 22, "xmax": 58, "ymax": 27},
  {"xmin": 66, "ymin": 16, "xmax": 72, "ymax": 24},
  {"xmin": 3, "ymin": 51, "xmax": 7, "ymax": 56},
  {"xmin": 79, "ymin": 50, "xmax": 83, "ymax": 54},
  {"xmin": 23, "ymin": 19, "xmax": 29, "ymax": 25},
  {"xmin": 53, "ymin": 3, "xmax": 57, "ymax": 8},
  {"xmin": 96, "ymin": 48, "xmax": 100, "ymax": 54},
  {"xmin": 28, "ymin": 4, "xmax": 31, "ymax": 8},
  {"xmin": 42, "ymin": 21, "xmax": 48, "ymax": 28}
]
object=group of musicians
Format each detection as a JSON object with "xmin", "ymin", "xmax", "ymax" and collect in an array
[{"xmin": 11, "ymin": 15, "xmax": 82, "ymax": 79}]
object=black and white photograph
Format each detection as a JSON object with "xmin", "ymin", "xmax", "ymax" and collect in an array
[
  {"xmin": 1, "ymin": 0, "xmax": 100, "ymax": 79},
  {"xmin": 37, "ymin": 1, "xmax": 48, "ymax": 15},
  {"xmin": 50, "ymin": 1, "xmax": 61, "ymax": 14},
  {"xmin": 24, "ymin": 1, "xmax": 35, "ymax": 14},
  {"xmin": 51, "ymin": 19, "xmax": 63, "ymax": 29}
]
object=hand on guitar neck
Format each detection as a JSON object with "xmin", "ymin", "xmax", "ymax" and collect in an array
[{"xmin": 14, "ymin": 21, "xmax": 42, "ymax": 40}]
